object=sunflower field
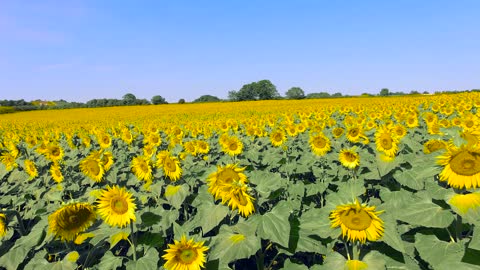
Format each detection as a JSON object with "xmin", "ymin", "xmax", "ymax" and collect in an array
[{"xmin": 1, "ymin": 93, "xmax": 480, "ymax": 270}]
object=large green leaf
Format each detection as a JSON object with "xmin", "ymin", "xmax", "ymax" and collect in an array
[
  {"xmin": 380, "ymin": 213, "xmax": 405, "ymax": 253},
  {"xmin": 125, "ymin": 248, "xmax": 159, "ymax": 270},
  {"xmin": 197, "ymin": 203, "xmax": 229, "ymax": 235},
  {"xmin": 299, "ymin": 207, "xmax": 339, "ymax": 239},
  {"xmin": 209, "ymin": 221, "xmax": 261, "ymax": 265},
  {"xmin": 256, "ymin": 201, "xmax": 291, "ymax": 247},
  {"xmin": 397, "ymin": 200, "xmax": 455, "ymax": 228},
  {"xmin": 469, "ymin": 225, "xmax": 480, "ymax": 251},
  {"xmin": 98, "ymin": 251, "xmax": 125, "ymax": 270},
  {"xmin": 415, "ymin": 234, "xmax": 465, "ymax": 269},
  {"xmin": 281, "ymin": 259, "xmax": 308, "ymax": 270}
]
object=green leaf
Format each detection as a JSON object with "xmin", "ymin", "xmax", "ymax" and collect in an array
[
  {"xmin": 98, "ymin": 251, "xmax": 124, "ymax": 270},
  {"xmin": 415, "ymin": 234, "xmax": 464, "ymax": 268},
  {"xmin": 0, "ymin": 246, "xmax": 29, "ymax": 270},
  {"xmin": 299, "ymin": 207, "xmax": 339, "ymax": 239},
  {"xmin": 198, "ymin": 203, "xmax": 229, "ymax": 235},
  {"xmin": 469, "ymin": 225, "xmax": 480, "ymax": 251},
  {"xmin": 281, "ymin": 259, "xmax": 308, "ymax": 270},
  {"xmin": 125, "ymin": 248, "xmax": 159, "ymax": 270},
  {"xmin": 164, "ymin": 184, "xmax": 189, "ymax": 209},
  {"xmin": 397, "ymin": 201, "xmax": 455, "ymax": 228},
  {"xmin": 380, "ymin": 213, "xmax": 405, "ymax": 253},
  {"xmin": 209, "ymin": 221, "xmax": 261, "ymax": 265},
  {"xmin": 256, "ymin": 201, "xmax": 291, "ymax": 247},
  {"xmin": 362, "ymin": 250, "xmax": 386, "ymax": 270}
]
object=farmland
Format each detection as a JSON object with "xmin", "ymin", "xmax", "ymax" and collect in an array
[{"xmin": 1, "ymin": 93, "xmax": 480, "ymax": 269}]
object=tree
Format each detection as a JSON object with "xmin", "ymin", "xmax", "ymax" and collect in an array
[
  {"xmin": 178, "ymin": 98, "xmax": 186, "ymax": 104},
  {"xmin": 123, "ymin": 93, "xmax": 137, "ymax": 105},
  {"xmin": 285, "ymin": 87, "xmax": 305, "ymax": 99},
  {"xmin": 306, "ymin": 92, "xmax": 331, "ymax": 99},
  {"xmin": 228, "ymin": 90, "xmax": 238, "ymax": 101},
  {"xmin": 236, "ymin": 83, "xmax": 257, "ymax": 101},
  {"xmin": 193, "ymin": 95, "xmax": 221, "ymax": 103},
  {"xmin": 379, "ymin": 88, "xmax": 390, "ymax": 96},
  {"xmin": 332, "ymin": 92, "xmax": 343, "ymax": 97},
  {"xmin": 255, "ymin": 80, "xmax": 280, "ymax": 100},
  {"xmin": 151, "ymin": 95, "xmax": 168, "ymax": 105},
  {"xmin": 409, "ymin": 90, "xmax": 420, "ymax": 95}
]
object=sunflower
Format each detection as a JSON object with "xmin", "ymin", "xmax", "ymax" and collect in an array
[
  {"xmin": 0, "ymin": 213, "xmax": 7, "ymax": 237},
  {"xmin": 184, "ymin": 141, "xmax": 198, "ymax": 156},
  {"xmin": 98, "ymin": 133, "xmax": 112, "ymax": 149},
  {"xmin": 48, "ymin": 202, "xmax": 96, "ymax": 242},
  {"xmin": 286, "ymin": 124, "xmax": 298, "ymax": 137},
  {"xmin": 24, "ymin": 159, "xmax": 38, "ymax": 180},
  {"xmin": 461, "ymin": 131, "xmax": 480, "ymax": 147},
  {"xmin": 222, "ymin": 137, "xmax": 243, "ymax": 156},
  {"xmin": 270, "ymin": 130, "xmax": 287, "ymax": 147},
  {"xmin": 195, "ymin": 140, "xmax": 210, "ymax": 155},
  {"xmin": 332, "ymin": 127, "xmax": 345, "ymax": 139},
  {"xmin": 131, "ymin": 156, "xmax": 153, "ymax": 182},
  {"xmin": 50, "ymin": 163, "xmax": 64, "ymax": 183},
  {"xmin": 330, "ymin": 199, "xmax": 384, "ymax": 243},
  {"xmin": 101, "ymin": 152, "xmax": 114, "ymax": 171},
  {"xmin": 157, "ymin": 151, "xmax": 182, "ymax": 181},
  {"xmin": 162, "ymin": 235, "xmax": 209, "ymax": 270},
  {"xmin": 405, "ymin": 115, "xmax": 419, "ymax": 128},
  {"xmin": 143, "ymin": 145, "xmax": 156, "ymax": 158},
  {"xmin": 96, "ymin": 185, "xmax": 136, "ymax": 227},
  {"xmin": 207, "ymin": 164, "xmax": 248, "ymax": 200},
  {"xmin": 1, "ymin": 152, "xmax": 18, "ymax": 171},
  {"xmin": 224, "ymin": 182, "xmax": 256, "ymax": 217},
  {"xmin": 309, "ymin": 133, "xmax": 331, "ymax": 156},
  {"xmin": 121, "ymin": 129, "xmax": 134, "ymax": 145},
  {"xmin": 144, "ymin": 132, "xmax": 162, "ymax": 147},
  {"xmin": 437, "ymin": 144, "xmax": 480, "ymax": 189},
  {"xmin": 375, "ymin": 125, "xmax": 399, "ymax": 157},
  {"xmin": 339, "ymin": 148, "xmax": 360, "ymax": 169},
  {"xmin": 346, "ymin": 125, "xmax": 364, "ymax": 143},
  {"xmin": 448, "ymin": 192, "xmax": 480, "ymax": 214},
  {"xmin": 80, "ymin": 156, "xmax": 105, "ymax": 182},
  {"xmin": 423, "ymin": 139, "xmax": 447, "ymax": 154},
  {"xmin": 45, "ymin": 144, "xmax": 64, "ymax": 161}
]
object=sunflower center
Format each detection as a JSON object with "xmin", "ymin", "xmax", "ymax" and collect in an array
[
  {"xmin": 51, "ymin": 147, "xmax": 60, "ymax": 157},
  {"xmin": 450, "ymin": 150, "xmax": 480, "ymax": 176},
  {"xmin": 349, "ymin": 128, "xmax": 359, "ymax": 137},
  {"xmin": 103, "ymin": 136, "xmax": 110, "ymax": 144},
  {"xmin": 313, "ymin": 137, "xmax": 327, "ymax": 148},
  {"xmin": 344, "ymin": 152, "xmax": 357, "ymax": 162},
  {"xmin": 466, "ymin": 120, "xmax": 474, "ymax": 128},
  {"xmin": 164, "ymin": 157, "xmax": 177, "ymax": 172},
  {"xmin": 218, "ymin": 168, "xmax": 240, "ymax": 184},
  {"xmin": 179, "ymin": 248, "xmax": 197, "ymax": 264},
  {"xmin": 86, "ymin": 160, "xmax": 101, "ymax": 175},
  {"xmin": 380, "ymin": 135, "xmax": 393, "ymax": 150},
  {"xmin": 228, "ymin": 141, "xmax": 238, "ymax": 151},
  {"xmin": 340, "ymin": 208, "xmax": 372, "ymax": 230},
  {"xmin": 110, "ymin": 197, "xmax": 129, "ymax": 214},
  {"xmin": 139, "ymin": 161, "xmax": 149, "ymax": 172},
  {"xmin": 273, "ymin": 133, "xmax": 283, "ymax": 142}
]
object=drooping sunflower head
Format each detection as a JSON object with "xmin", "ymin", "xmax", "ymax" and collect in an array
[
  {"xmin": 448, "ymin": 192, "xmax": 480, "ymax": 215},
  {"xmin": 50, "ymin": 163, "xmax": 64, "ymax": 183},
  {"xmin": 48, "ymin": 202, "xmax": 96, "ymax": 242},
  {"xmin": 225, "ymin": 182, "xmax": 256, "ymax": 217},
  {"xmin": 131, "ymin": 156, "xmax": 153, "ymax": 182},
  {"xmin": 96, "ymin": 185, "xmax": 136, "ymax": 228},
  {"xmin": 98, "ymin": 133, "xmax": 112, "ymax": 149},
  {"xmin": 24, "ymin": 159, "xmax": 38, "ymax": 180},
  {"xmin": 207, "ymin": 164, "xmax": 248, "ymax": 200},
  {"xmin": 437, "ymin": 144, "xmax": 480, "ymax": 189},
  {"xmin": 270, "ymin": 130, "xmax": 287, "ymax": 147},
  {"xmin": 423, "ymin": 139, "xmax": 447, "ymax": 154},
  {"xmin": 162, "ymin": 155, "xmax": 182, "ymax": 181},
  {"xmin": 339, "ymin": 148, "xmax": 360, "ymax": 169},
  {"xmin": 0, "ymin": 213, "xmax": 7, "ymax": 237},
  {"xmin": 162, "ymin": 235, "xmax": 209, "ymax": 270},
  {"xmin": 309, "ymin": 133, "xmax": 331, "ymax": 156},
  {"xmin": 330, "ymin": 199, "xmax": 384, "ymax": 244},
  {"xmin": 80, "ymin": 156, "xmax": 105, "ymax": 183},
  {"xmin": 101, "ymin": 152, "xmax": 114, "ymax": 172}
]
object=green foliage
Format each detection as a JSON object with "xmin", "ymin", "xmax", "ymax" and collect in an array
[
  {"xmin": 285, "ymin": 87, "xmax": 305, "ymax": 99},
  {"xmin": 151, "ymin": 95, "xmax": 168, "ymax": 105},
  {"xmin": 193, "ymin": 95, "xmax": 221, "ymax": 103},
  {"xmin": 230, "ymin": 80, "xmax": 280, "ymax": 101}
]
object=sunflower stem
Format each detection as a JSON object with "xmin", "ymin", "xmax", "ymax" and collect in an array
[
  {"xmin": 343, "ymin": 240, "xmax": 351, "ymax": 260},
  {"xmin": 455, "ymin": 214, "xmax": 463, "ymax": 241},
  {"xmin": 130, "ymin": 222, "xmax": 137, "ymax": 261},
  {"xmin": 352, "ymin": 242, "xmax": 360, "ymax": 261},
  {"xmin": 5, "ymin": 210, "xmax": 26, "ymax": 236}
]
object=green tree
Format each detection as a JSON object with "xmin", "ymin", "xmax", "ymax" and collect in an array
[
  {"xmin": 178, "ymin": 98, "xmax": 186, "ymax": 104},
  {"xmin": 306, "ymin": 92, "xmax": 331, "ymax": 99},
  {"xmin": 255, "ymin": 80, "xmax": 280, "ymax": 100},
  {"xmin": 285, "ymin": 87, "xmax": 305, "ymax": 99},
  {"xmin": 228, "ymin": 90, "xmax": 238, "ymax": 101},
  {"xmin": 151, "ymin": 95, "xmax": 168, "ymax": 105},
  {"xmin": 123, "ymin": 93, "xmax": 137, "ymax": 105},
  {"xmin": 193, "ymin": 95, "xmax": 221, "ymax": 103},
  {"xmin": 379, "ymin": 88, "xmax": 390, "ymax": 96}
]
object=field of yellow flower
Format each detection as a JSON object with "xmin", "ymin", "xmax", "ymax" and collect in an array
[{"xmin": 1, "ymin": 93, "xmax": 480, "ymax": 269}]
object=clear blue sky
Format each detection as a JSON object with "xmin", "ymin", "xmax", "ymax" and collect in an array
[{"xmin": 1, "ymin": 1, "xmax": 479, "ymax": 102}]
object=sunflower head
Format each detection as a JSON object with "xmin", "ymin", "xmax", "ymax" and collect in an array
[
  {"xmin": 131, "ymin": 156, "xmax": 153, "ymax": 182},
  {"xmin": 222, "ymin": 137, "xmax": 243, "ymax": 156},
  {"xmin": 423, "ymin": 139, "xmax": 447, "ymax": 154},
  {"xmin": 437, "ymin": 144, "xmax": 480, "ymax": 189},
  {"xmin": 48, "ymin": 203, "xmax": 96, "ymax": 242},
  {"xmin": 24, "ymin": 159, "xmax": 38, "ymax": 180},
  {"xmin": 0, "ymin": 213, "xmax": 7, "ymax": 237},
  {"xmin": 448, "ymin": 192, "xmax": 480, "ymax": 214},
  {"xmin": 332, "ymin": 127, "xmax": 345, "ymax": 139},
  {"xmin": 225, "ymin": 182, "xmax": 256, "ymax": 217},
  {"xmin": 50, "ymin": 163, "xmax": 64, "ymax": 183},
  {"xmin": 339, "ymin": 148, "xmax": 360, "ymax": 169},
  {"xmin": 96, "ymin": 185, "xmax": 137, "ymax": 228},
  {"xmin": 270, "ymin": 130, "xmax": 287, "ymax": 147},
  {"xmin": 309, "ymin": 133, "xmax": 331, "ymax": 156},
  {"xmin": 80, "ymin": 156, "xmax": 105, "ymax": 183},
  {"xmin": 330, "ymin": 199, "xmax": 384, "ymax": 243},
  {"xmin": 207, "ymin": 164, "xmax": 248, "ymax": 200},
  {"xmin": 162, "ymin": 235, "xmax": 209, "ymax": 270}
]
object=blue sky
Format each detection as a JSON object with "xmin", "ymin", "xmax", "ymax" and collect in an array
[{"xmin": 1, "ymin": 1, "xmax": 479, "ymax": 102}]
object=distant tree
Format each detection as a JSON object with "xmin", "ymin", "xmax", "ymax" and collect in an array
[
  {"xmin": 285, "ymin": 87, "xmax": 305, "ymax": 99},
  {"xmin": 136, "ymin": 99, "xmax": 150, "ymax": 105},
  {"xmin": 123, "ymin": 93, "xmax": 137, "ymax": 105},
  {"xmin": 228, "ymin": 90, "xmax": 238, "ymax": 101},
  {"xmin": 236, "ymin": 83, "xmax": 257, "ymax": 101},
  {"xmin": 306, "ymin": 92, "xmax": 331, "ymax": 99},
  {"xmin": 331, "ymin": 92, "xmax": 343, "ymax": 97},
  {"xmin": 193, "ymin": 95, "xmax": 221, "ymax": 103},
  {"xmin": 178, "ymin": 98, "xmax": 186, "ymax": 104},
  {"xmin": 379, "ymin": 88, "xmax": 390, "ymax": 96},
  {"xmin": 255, "ymin": 80, "xmax": 280, "ymax": 100},
  {"xmin": 361, "ymin": 93, "xmax": 374, "ymax": 97},
  {"xmin": 423, "ymin": 91, "xmax": 430, "ymax": 94},
  {"xmin": 409, "ymin": 90, "xmax": 420, "ymax": 95},
  {"xmin": 151, "ymin": 95, "xmax": 168, "ymax": 105}
]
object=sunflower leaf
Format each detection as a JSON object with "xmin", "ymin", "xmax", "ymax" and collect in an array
[
  {"xmin": 125, "ymin": 248, "xmax": 159, "ymax": 270},
  {"xmin": 397, "ymin": 200, "xmax": 455, "ymax": 228},
  {"xmin": 98, "ymin": 251, "xmax": 124, "ymax": 270},
  {"xmin": 256, "ymin": 201, "xmax": 291, "ymax": 247},
  {"xmin": 415, "ymin": 234, "xmax": 465, "ymax": 268}
]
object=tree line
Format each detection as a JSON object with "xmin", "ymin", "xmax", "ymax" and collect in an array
[{"xmin": 1, "ymin": 80, "xmax": 477, "ymax": 113}]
